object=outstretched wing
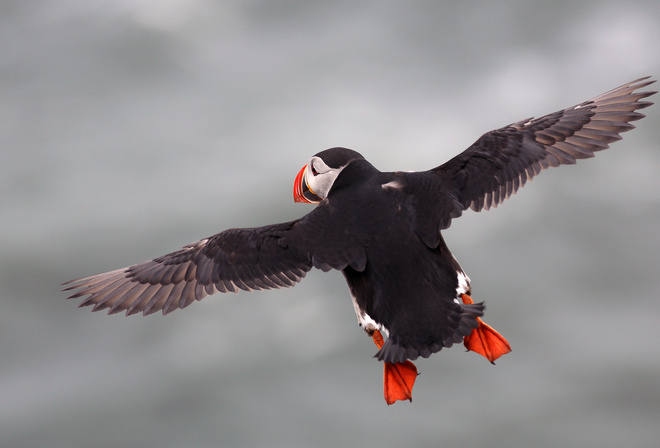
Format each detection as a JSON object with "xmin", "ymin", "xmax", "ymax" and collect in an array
[
  {"xmin": 64, "ymin": 220, "xmax": 314, "ymax": 316},
  {"xmin": 433, "ymin": 77, "xmax": 656, "ymax": 218}
]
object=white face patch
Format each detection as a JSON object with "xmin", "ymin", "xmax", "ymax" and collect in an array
[{"xmin": 304, "ymin": 156, "xmax": 347, "ymax": 200}]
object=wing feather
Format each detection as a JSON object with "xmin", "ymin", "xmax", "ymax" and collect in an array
[
  {"xmin": 433, "ymin": 77, "xmax": 655, "ymax": 219},
  {"xmin": 64, "ymin": 221, "xmax": 314, "ymax": 316}
]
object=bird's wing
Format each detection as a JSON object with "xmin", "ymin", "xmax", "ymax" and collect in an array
[
  {"xmin": 64, "ymin": 204, "xmax": 367, "ymax": 316},
  {"xmin": 64, "ymin": 220, "xmax": 316, "ymax": 316},
  {"xmin": 432, "ymin": 77, "xmax": 656, "ymax": 222}
]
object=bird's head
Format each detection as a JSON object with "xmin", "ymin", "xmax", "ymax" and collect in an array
[{"xmin": 293, "ymin": 147, "xmax": 365, "ymax": 203}]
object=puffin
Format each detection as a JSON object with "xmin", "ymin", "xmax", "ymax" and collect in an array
[{"xmin": 65, "ymin": 77, "xmax": 655, "ymax": 405}]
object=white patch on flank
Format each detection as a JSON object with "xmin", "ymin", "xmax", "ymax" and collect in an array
[
  {"xmin": 349, "ymin": 289, "xmax": 385, "ymax": 335},
  {"xmin": 455, "ymin": 270, "xmax": 471, "ymax": 298},
  {"xmin": 381, "ymin": 180, "xmax": 403, "ymax": 190}
]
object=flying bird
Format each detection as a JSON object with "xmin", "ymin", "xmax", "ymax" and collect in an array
[{"xmin": 65, "ymin": 77, "xmax": 656, "ymax": 404}]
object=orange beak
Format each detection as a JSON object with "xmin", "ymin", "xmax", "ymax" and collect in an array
[{"xmin": 293, "ymin": 165, "xmax": 321, "ymax": 204}]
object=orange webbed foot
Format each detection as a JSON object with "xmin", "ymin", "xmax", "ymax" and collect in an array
[
  {"xmin": 461, "ymin": 294, "xmax": 512, "ymax": 363},
  {"xmin": 372, "ymin": 330, "xmax": 418, "ymax": 405}
]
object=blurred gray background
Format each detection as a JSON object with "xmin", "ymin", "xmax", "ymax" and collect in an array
[{"xmin": 2, "ymin": 1, "xmax": 659, "ymax": 447}]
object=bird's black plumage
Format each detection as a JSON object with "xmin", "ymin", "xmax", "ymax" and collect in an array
[{"xmin": 64, "ymin": 77, "xmax": 656, "ymax": 364}]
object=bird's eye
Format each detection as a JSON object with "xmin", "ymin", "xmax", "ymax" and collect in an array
[{"xmin": 311, "ymin": 165, "xmax": 318, "ymax": 176}]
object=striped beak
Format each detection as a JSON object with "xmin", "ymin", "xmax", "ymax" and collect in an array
[{"xmin": 293, "ymin": 165, "xmax": 322, "ymax": 204}]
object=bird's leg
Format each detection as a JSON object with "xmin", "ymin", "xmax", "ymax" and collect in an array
[
  {"xmin": 371, "ymin": 329, "xmax": 418, "ymax": 405},
  {"xmin": 460, "ymin": 293, "xmax": 511, "ymax": 363}
]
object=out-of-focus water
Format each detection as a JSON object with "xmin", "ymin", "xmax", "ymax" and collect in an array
[{"xmin": 2, "ymin": 1, "xmax": 660, "ymax": 447}]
